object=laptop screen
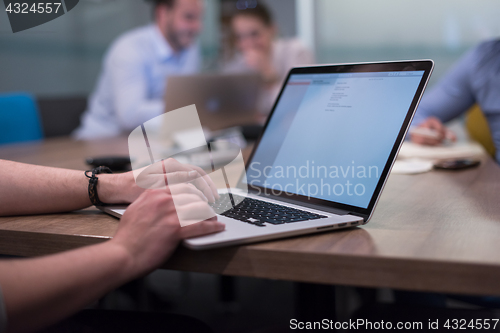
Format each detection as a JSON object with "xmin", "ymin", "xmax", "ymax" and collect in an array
[{"xmin": 242, "ymin": 66, "xmax": 428, "ymax": 213}]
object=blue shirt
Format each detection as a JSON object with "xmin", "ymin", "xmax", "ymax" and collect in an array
[
  {"xmin": 73, "ymin": 24, "xmax": 200, "ymax": 139},
  {"xmin": 413, "ymin": 39, "xmax": 500, "ymax": 163}
]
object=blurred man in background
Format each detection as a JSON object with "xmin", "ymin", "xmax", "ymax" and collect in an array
[
  {"xmin": 74, "ymin": 0, "xmax": 204, "ymax": 140},
  {"xmin": 410, "ymin": 39, "xmax": 500, "ymax": 164}
]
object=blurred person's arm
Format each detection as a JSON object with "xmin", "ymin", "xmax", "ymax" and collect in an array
[
  {"xmin": 411, "ymin": 46, "xmax": 478, "ymax": 145},
  {"xmin": 1, "ymin": 188, "xmax": 224, "ymax": 332},
  {"xmin": 288, "ymin": 39, "xmax": 314, "ymax": 66},
  {"xmin": 411, "ymin": 117, "xmax": 457, "ymax": 145}
]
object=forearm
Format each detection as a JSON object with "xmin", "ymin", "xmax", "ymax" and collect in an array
[
  {"xmin": 0, "ymin": 241, "xmax": 136, "ymax": 332},
  {"xmin": 413, "ymin": 87, "xmax": 474, "ymax": 127},
  {"xmin": 0, "ymin": 160, "xmax": 134, "ymax": 216},
  {"xmin": 413, "ymin": 48, "xmax": 476, "ymax": 127}
]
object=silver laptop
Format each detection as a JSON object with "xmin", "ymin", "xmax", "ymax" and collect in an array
[
  {"xmin": 164, "ymin": 73, "xmax": 261, "ymax": 131},
  {"xmin": 104, "ymin": 60, "xmax": 433, "ymax": 250}
]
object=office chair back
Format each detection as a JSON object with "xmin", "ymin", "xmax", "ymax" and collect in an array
[
  {"xmin": 0, "ymin": 93, "xmax": 44, "ymax": 145},
  {"xmin": 37, "ymin": 96, "xmax": 87, "ymax": 138},
  {"xmin": 466, "ymin": 105, "xmax": 496, "ymax": 158}
]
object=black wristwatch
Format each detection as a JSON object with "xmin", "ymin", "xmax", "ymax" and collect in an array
[{"xmin": 85, "ymin": 166, "xmax": 113, "ymax": 206}]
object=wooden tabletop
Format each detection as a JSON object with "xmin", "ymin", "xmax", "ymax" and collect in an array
[{"xmin": 1, "ymin": 137, "xmax": 500, "ymax": 296}]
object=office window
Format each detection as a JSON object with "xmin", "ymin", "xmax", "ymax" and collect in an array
[{"xmin": 313, "ymin": 0, "xmax": 500, "ymax": 86}]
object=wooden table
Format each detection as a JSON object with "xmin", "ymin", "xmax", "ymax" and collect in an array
[{"xmin": 1, "ymin": 137, "xmax": 500, "ymax": 296}]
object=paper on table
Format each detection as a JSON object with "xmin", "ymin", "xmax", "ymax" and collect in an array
[
  {"xmin": 398, "ymin": 141, "xmax": 485, "ymax": 161},
  {"xmin": 391, "ymin": 159, "xmax": 434, "ymax": 174}
]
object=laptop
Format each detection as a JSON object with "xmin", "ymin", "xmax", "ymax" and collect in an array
[
  {"xmin": 164, "ymin": 73, "xmax": 261, "ymax": 131},
  {"xmin": 104, "ymin": 60, "xmax": 434, "ymax": 250}
]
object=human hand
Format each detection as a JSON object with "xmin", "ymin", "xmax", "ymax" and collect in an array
[
  {"xmin": 135, "ymin": 158, "xmax": 219, "ymax": 203},
  {"xmin": 244, "ymin": 48, "xmax": 276, "ymax": 83},
  {"xmin": 111, "ymin": 188, "xmax": 224, "ymax": 275},
  {"xmin": 410, "ymin": 117, "xmax": 457, "ymax": 146}
]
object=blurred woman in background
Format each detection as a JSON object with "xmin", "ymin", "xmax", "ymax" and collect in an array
[{"xmin": 223, "ymin": 2, "xmax": 314, "ymax": 117}]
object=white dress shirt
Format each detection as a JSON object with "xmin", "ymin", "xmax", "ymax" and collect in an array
[{"xmin": 73, "ymin": 24, "xmax": 200, "ymax": 140}]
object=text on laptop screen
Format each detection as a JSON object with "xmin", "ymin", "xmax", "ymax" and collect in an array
[{"xmin": 244, "ymin": 70, "xmax": 425, "ymax": 209}]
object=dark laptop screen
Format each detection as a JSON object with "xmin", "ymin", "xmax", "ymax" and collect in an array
[{"xmin": 242, "ymin": 70, "xmax": 425, "ymax": 210}]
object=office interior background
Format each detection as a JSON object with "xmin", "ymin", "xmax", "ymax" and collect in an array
[
  {"xmin": 1, "ymin": 1, "xmax": 500, "ymax": 332},
  {"xmin": 1, "ymin": 0, "xmax": 500, "ymax": 97}
]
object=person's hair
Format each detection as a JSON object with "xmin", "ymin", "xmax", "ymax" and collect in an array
[
  {"xmin": 232, "ymin": 2, "xmax": 273, "ymax": 27},
  {"xmin": 151, "ymin": 0, "xmax": 176, "ymax": 9}
]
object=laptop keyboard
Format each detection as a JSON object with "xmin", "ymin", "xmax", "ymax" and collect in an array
[{"xmin": 210, "ymin": 193, "xmax": 328, "ymax": 227}]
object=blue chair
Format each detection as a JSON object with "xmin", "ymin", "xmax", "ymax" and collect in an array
[{"xmin": 0, "ymin": 93, "xmax": 44, "ymax": 145}]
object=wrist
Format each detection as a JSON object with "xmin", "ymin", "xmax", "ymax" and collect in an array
[
  {"xmin": 108, "ymin": 236, "xmax": 155, "ymax": 278},
  {"xmin": 96, "ymin": 174, "xmax": 123, "ymax": 204},
  {"xmin": 101, "ymin": 240, "xmax": 142, "ymax": 282},
  {"xmin": 97, "ymin": 173, "xmax": 141, "ymax": 204}
]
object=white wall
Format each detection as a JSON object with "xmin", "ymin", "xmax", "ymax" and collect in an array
[
  {"xmin": 313, "ymin": 0, "xmax": 500, "ymax": 85},
  {"xmin": 316, "ymin": 0, "xmax": 500, "ymax": 48}
]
